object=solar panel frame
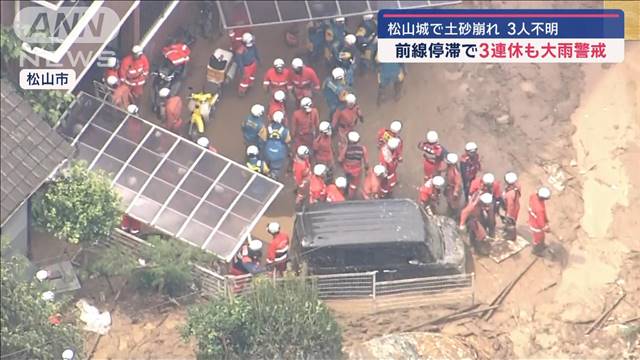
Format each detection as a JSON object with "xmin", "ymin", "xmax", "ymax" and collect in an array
[
  {"xmin": 67, "ymin": 93, "xmax": 283, "ymax": 261},
  {"xmin": 217, "ymin": 0, "xmax": 462, "ymax": 29}
]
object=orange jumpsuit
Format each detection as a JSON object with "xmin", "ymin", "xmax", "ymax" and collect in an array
[
  {"xmin": 119, "ymin": 54, "xmax": 149, "ymax": 97},
  {"xmin": 164, "ymin": 96, "xmax": 183, "ymax": 134},
  {"xmin": 292, "ymin": 157, "xmax": 310, "ymax": 204},
  {"xmin": 339, "ymin": 143, "xmax": 369, "ymax": 199},
  {"xmin": 332, "ymin": 105, "xmax": 362, "ymax": 152},
  {"xmin": 309, "ymin": 174, "xmax": 327, "ymax": 204},
  {"xmin": 378, "ymin": 144, "xmax": 400, "ymax": 188},
  {"xmin": 377, "ymin": 128, "xmax": 403, "ymax": 159},
  {"xmin": 528, "ymin": 194, "xmax": 548, "ymax": 246},
  {"xmin": 444, "ymin": 164, "xmax": 463, "ymax": 212},
  {"xmin": 291, "ymin": 108, "xmax": 319, "ymax": 151},
  {"xmin": 460, "ymin": 193, "xmax": 496, "ymax": 241},
  {"xmin": 266, "ymin": 232, "xmax": 290, "ymax": 274},
  {"xmin": 361, "ymin": 169, "xmax": 381, "ymax": 200},
  {"xmin": 313, "ymin": 134, "xmax": 334, "ymax": 167},
  {"xmin": 289, "ymin": 65, "xmax": 321, "ymax": 101},
  {"xmin": 326, "ymin": 184, "xmax": 345, "ymax": 202},
  {"xmin": 468, "ymin": 178, "xmax": 502, "ymax": 200},
  {"xmin": 417, "ymin": 141, "xmax": 445, "ymax": 180},
  {"xmin": 263, "ymin": 67, "xmax": 292, "ymax": 94},
  {"xmin": 418, "ymin": 182, "xmax": 442, "ymax": 211}
]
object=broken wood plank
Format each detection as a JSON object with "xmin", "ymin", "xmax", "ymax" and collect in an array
[
  {"xmin": 483, "ymin": 257, "xmax": 538, "ymax": 320},
  {"xmin": 433, "ymin": 305, "xmax": 500, "ymax": 325},
  {"xmin": 537, "ymin": 281, "xmax": 558, "ymax": 294},
  {"xmin": 586, "ymin": 292, "xmax": 627, "ymax": 335},
  {"xmin": 404, "ymin": 304, "xmax": 479, "ymax": 332}
]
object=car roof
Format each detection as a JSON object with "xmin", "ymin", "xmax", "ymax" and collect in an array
[{"xmin": 297, "ymin": 199, "xmax": 426, "ymax": 248}]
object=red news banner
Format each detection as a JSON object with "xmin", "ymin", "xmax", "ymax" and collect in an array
[{"xmin": 377, "ymin": 9, "xmax": 625, "ymax": 63}]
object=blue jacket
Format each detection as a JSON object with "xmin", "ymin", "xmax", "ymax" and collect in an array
[
  {"xmin": 264, "ymin": 124, "xmax": 289, "ymax": 163},
  {"xmin": 242, "ymin": 114, "xmax": 264, "ymax": 145},
  {"xmin": 378, "ymin": 63, "xmax": 405, "ymax": 87},
  {"xmin": 322, "ymin": 77, "xmax": 345, "ymax": 110},
  {"xmin": 236, "ymin": 45, "xmax": 260, "ymax": 68}
]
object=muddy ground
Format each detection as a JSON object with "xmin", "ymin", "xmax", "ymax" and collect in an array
[{"xmin": 77, "ymin": 1, "xmax": 640, "ymax": 358}]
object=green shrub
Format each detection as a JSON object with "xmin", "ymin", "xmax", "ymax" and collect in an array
[{"xmin": 182, "ymin": 278, "xmax": 343, "ymax": 359}]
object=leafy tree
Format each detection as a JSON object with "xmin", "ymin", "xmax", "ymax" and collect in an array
[
  {"xmin": 133, "ymin": 235, "xmax": 203, "ymax": 297},
  {"xmin": 1, "ymin": 26, "xmax": 75, "ymax": 126},
  {"xmin": 32, "ymin": 161, "xmax": 122, "ymax": 244},
  {"xmin": 0, "ymin": 240, "xmax": 83, "ymax": 359},
  {"xmin": 182, "ymin": 279, "xmax": 343, "ymax": 359},
  {"xmin": 86, "ymin": 244, "xmax": 137, "ymax": 293}
]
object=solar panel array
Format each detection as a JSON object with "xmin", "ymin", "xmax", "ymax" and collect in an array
[
  {"xmin": 217, "ymin": 0, "xmax": 462, "ymax": 29},
  {"xmin": 62, "ymin": 93, "xmax": 283, "ymax": 261}
]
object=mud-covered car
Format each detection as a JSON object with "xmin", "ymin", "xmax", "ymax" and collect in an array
[{"xmin": 291, "ymin": 199, "xmax": 466, "ymax": 280}]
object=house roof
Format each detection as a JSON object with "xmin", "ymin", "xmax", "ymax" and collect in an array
[{"xmin": 0, "ymin": 79, "xmax": 74, "ymax": 225}]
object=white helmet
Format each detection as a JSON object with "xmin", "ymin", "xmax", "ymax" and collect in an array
[
  {"xmin": 300, "ymin": 97, "xmax": 312, "ymax": 108},
  {"xmin": 249, "ymin": 239, "xmax": 263, "ymax": 252},
  {"xmin": 388, "ymin": 137, "xmax": 400, "ymax": 150},
  {"xmin": 432, "ymin": 175, "xmax": 445, "ymax": 188},
  {"xmin": 363, "ymin": 13, "xmax": 374, "ymax": 21},
  {"xmin": 297, "ymin": 145, "xmax": 309, "ymax": 157},
  {"xmin": 42, "ymin": 291, "xmax": 55, "ymax": 301},
  {"xmin": 105, "ymin": 56, "xmax": 117, "ymax": 68},
  {"xmin": 426, "ymin": 130, "xmax": 439, "ymax": 144},
  {"xmin": 196, "ymin": 137, "xmax": 210, "ymax": 148},
  {"xmin": 274, "ymin": 90, "xmax": 286, "ymax": 102},
  {"xmin": 345, "ymin": 93, "xmax": 356, "ymax": 105},
  {"xmin": 246, "ymin": 145, "xmax": 259, "ymax": 156},
  {"xmin": 537, "ymin": 186, "xmax": 551, "ymax": 199},
  {"xmin": 242, "ymin": 32, "xmax": 254, "ymax": 46},
  {"xmin": 251, "ymin": 104, "xmax": 265, "ymax": 117},
  {"xmin": 504, "ymin": 172, "xmax": 518, "ymax": 185},
  {"xmin": 373, "ymin": 164, "xmax": 386, "ymax": 176},
  {"xmin": 126, "ymin": 104, "xmax": 139, "ymax": 114},
  {"xmin": 291, "ymin": 57, "xmax": 304, "ymax": 69},
  {"xmin": 273, "ymin": 58, "xmax": 285, "ymax": 68},
  {"xmin": 106, "ymin": 75, "xmax": 118, "ymax": 86},
  {"xmin": 347, "ymin": 131, "xmax": 360, "ymax": 143},
  {"xmin": 345, "ymin": 34, "xmax": 356, "ymax": 45},
  {"xmin": 313, "ymin": 163, "xmax": 327, "ymax": 176},
  {"xmin": 335, "ymin": 176, "xmax": 347, "ymax": 188},
  {"xmin": 335, "ymin": 17, "xmax": 345, "ymax": 23},
  {"xmin": 267, "ymin": 222, "xmax": 281, "ymax": 234},
  {"xmin": 319, "ymin": 121, "xmax": 331, "ymax": 134},
  {"xmin": 390, "ymin": 120, "xmax": 402, "ymax": 134},
  {"xmin": 132, "ymin": 45, "xmax": 143, "ymax": 55},
  {"xmin": 158, "ymin": 87, "xmax": 170, "ymax": 98},
  {"xmin": 482, "ymin": 173, "xmax": 495, "ymax": 185},
  {"xmin": 446, "ymin": 153, "xmax": 458, "ymax": 165},
  {"xmin": 272, "ymin": 110, "xmax": 285, "ymax": 124},
  {"xmin": 480, "ymin": 192, "xmax": 493, "ymax": 205},
  {"xmin": 465, "ymin": 142, "xmax": 478, "ymax": 152},
  {"xmin": 332, "ymin": 67, "xmax": 345, "ymax": 80},
  {"xmin": 62, "ymin": 349, "xmax": 75, "ymax": 360}
]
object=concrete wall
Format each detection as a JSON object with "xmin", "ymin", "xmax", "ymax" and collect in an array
[{"xmin": 0, "ymin": 201, "xmax": 30, "ymax": 258}]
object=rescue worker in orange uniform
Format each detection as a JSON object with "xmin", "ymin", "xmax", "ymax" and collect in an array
[
  {"xmin": 266, "ymin": 222, "xmax": 290, "ymax": 276},
  {"xmin": 417, "ymin": 130, "xmax": 446, "ymax": 181},
  {"xmin": 443, "ymin": 153, "xmax": 464, "ymax": 217},
  {"xmin": 292, "ymin": 145, "xmax": 311, "ymax": 206},
  {"xmin": 460, "ymin": 192, "xmax": 497, "ymax": 253},
  {"xmin": 528, "ymin": 186, "xmax": 551, "ymax": 256},
  {"xmin": 418, "ymin": 175, "xmax": 446, "ymax": 215},
  {"xmin": 374, "ymin": 164, "xmax": 393, "ymax": 199},
  {"xmin": 460, "ymin": 141, "xmax": 481, "ymax": 198},
  {"xmin": 160, "ymin": 88, "xmax": 184, "ymax": 135},
  {"xmin": 361, "ymin": 165, "xmax": 383, "ymax": 200},
  {"xmin": 119, "ymin": 45, "xmax": 149, "ymax": 98},
  {"xmin": 230, "ymin": 240, "xmax": 264, "ymax": 276},
  {"xmin": 331, "ymin": 93, "xmax": 363, "ymax": 154},
  {"xmin": 500, "ymin": 172, "xmax": 521, "ymax": 241},
  {"xmin": 309, "ymin": 164, "xmax": 328, "ymax": 204},
  {"xmin": 235, "ymin": 32, "xmax": 260, "ymax": 96},
  {"xmin": 291, "ymin": 97, "xmax": 319, "ymax": 152},
  {"xmin": 468, "ymin": 172, "xmax": 502, "ymax": 205},
  {"xmin": 263, "ymin": 58, "xmax": 291, "ymax": 95},
  {"xmin": 326, "ymin": 176, "xmax": 347, "ymax": 202},
  {"xmin": 268, "ymin": 90, "xmax": 288, "ymax": 124},
  {"xmin": 313, "ymin": 122, "xmax": 334, "ymax": 169},
  {"xmin": 378, "ymin": 137, "xmax": 401, "ymax": 190},
  {"xmin": 289, "ymin": 58, "xmax": 321, "ymax": 103},
  {"xmin": 377, "ymin": 120, "xmax": 403, "ymax": 161},
  {"xmin": 339, "ymin": 131, "xmax": 369, "ymax": 199},
  {"xmin": 161, "ymin": 41, "xmax": 191, "ymax": 75},
  {"xmin": 228, "ymin": 27, "xmax": 251, "ymax": 53}
]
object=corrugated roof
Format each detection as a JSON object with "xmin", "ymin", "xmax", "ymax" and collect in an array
[
  {"xmin": 0, "ymin": 80, "xmax": 73, "ymax": 225},
  {"xmin": 298, "ymin": 199, "xmax": 426, "ymax": 248}
]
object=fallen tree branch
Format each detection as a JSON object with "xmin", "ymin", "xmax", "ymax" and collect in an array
[
  {"xmin": 482, "ymin": 257, "xmax": 538, "ymax": 321},
  {"xmin": 405, "ymin": 304, "xmax": 478, "ymax": 332},
  {"xmin": 586, "ymin": 291, "xmax": 627, "ymax": 335},
  {"xmin": 537, "ymin": 281, "xmax": 558, "ymax": 294}
]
